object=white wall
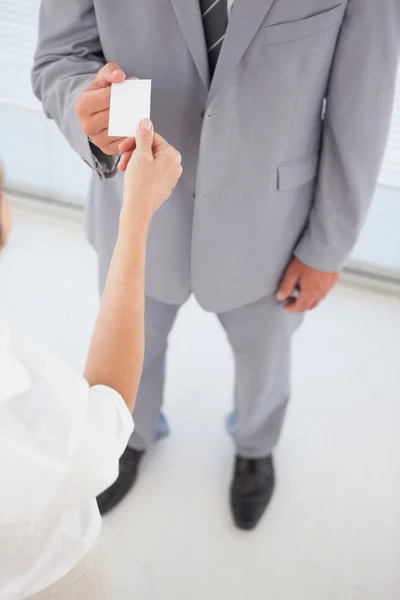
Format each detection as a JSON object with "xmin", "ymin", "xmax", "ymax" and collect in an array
[
  {"xmin": 0, "ymin": 104, "xmax": 90, "ymax": 206},
  {"xmin": 0, "ymin": 0, "xmax": 90, "ymax": 205}
]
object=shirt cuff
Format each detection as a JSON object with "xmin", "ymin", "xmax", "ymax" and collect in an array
[{"xmin": 88, "ymin": 141, "xmax": 120, "ymax": 179}]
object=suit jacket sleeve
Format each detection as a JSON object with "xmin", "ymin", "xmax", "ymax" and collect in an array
[
  {"xmin": 294, "ymin": 0, "xmax": 400, "ymax": 272},
  {"xmin": 31, "ymin": 0, "xmax": 118, "ymax": 179}
]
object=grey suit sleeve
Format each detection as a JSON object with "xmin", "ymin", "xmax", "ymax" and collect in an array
[
  {"xmin": 294, "ymin": 0, "xmax": 399, "ymax": 272},
  {"xmin": 32, "ymin": 0, "xmax": 118, "ymax": 179}
]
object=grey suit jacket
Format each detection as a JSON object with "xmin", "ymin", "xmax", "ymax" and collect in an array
[{"xmin": 32, "ymin": 0, "xmax": 399, "ymax": 313}]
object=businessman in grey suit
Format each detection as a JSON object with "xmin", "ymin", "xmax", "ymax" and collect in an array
[{"xmin": 33, "ymin": 0, "xmax": 399, "ymax": 530}]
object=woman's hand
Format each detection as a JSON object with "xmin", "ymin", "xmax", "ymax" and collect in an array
[{"xmin": 119, "ymin": 119, "xmax": 182, "ymax": 226}]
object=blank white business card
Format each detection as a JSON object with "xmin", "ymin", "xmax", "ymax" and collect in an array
[{"xmin": 108, "ymin": 79, "xmax": 152, "ymax": 137}]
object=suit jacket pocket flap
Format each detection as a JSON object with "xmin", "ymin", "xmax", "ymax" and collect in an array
[
  {"xmin": 277, "ymin": 154, "xmax": 319, "ymax": 191},
  {"xmin": 264, "ymin": 4, "xmax": 344, "ymax": 45}
]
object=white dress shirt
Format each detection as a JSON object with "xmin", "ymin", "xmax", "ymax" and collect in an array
[{"xmin": 0, "ymin": 326, "xmax": 133, "ymax": 600}]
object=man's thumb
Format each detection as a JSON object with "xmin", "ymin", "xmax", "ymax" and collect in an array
[
  {"xmin": 90, "ymin": 63, "xmax": 126, "ymax": 90},
  {"xmin": 135, "ymin": 119, "xmax": 154, "ymax": 153}
]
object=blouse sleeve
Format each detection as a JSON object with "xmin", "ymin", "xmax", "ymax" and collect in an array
[
  {"xmin": 0, "ymin": 336, "xmax": 133, "ymax": 521},
  {"xmin": 61, "ymin": 385, "xmax": 134, "ymax": 507}
]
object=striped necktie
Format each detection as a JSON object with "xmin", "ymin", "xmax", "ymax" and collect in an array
[{"xmin": 200, "ymin": 0, "xmax": 228, "ymax": 79}]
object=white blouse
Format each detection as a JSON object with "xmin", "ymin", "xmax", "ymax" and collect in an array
[{"xmin": 0, "ymin": 327, "xmax": 134, "ymax": 600}]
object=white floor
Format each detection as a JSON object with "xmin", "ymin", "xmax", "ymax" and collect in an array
[{"xmin": 1, "ymin": 205, "xmax": 400, "ymax": 600}]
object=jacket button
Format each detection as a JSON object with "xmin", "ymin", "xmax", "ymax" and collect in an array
[{"xmin": 201, "ymin": 110, "xmax": 205, "ymax": 119}]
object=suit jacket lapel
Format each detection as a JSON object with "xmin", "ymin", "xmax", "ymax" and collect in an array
[
  {"xmin": 170, "ymin": 0, "xmax": 210, "ymax": 89},
  {"xmin": 208, "ymin": 0, "xmax": 277, "ymax": 105}
]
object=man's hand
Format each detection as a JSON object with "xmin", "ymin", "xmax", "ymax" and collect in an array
[
  {"xmin": 75, "ymin": 62, "xmax": 128, "ymax": 155},
  {"xmin": 276, "ymin": 257, "xmax": 340, "ymax": 313}
]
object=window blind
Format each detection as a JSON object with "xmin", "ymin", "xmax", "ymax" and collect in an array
[{"xmin": 0, "ymin": 0, "xmax": 41, "ymax": 110}]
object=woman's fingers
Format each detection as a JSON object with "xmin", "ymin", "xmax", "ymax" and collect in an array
[
  {"xmin": 119, "ymin": 138, "xmax": 136, "ymax": 153},
  {"xmin": 118, "ymin": 150, "xmax": 134, "ymax": 172}
]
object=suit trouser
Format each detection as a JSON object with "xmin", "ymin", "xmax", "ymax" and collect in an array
[{"xmin": 128, "ymin": 295, "xmax": 302, "ymax": 459}]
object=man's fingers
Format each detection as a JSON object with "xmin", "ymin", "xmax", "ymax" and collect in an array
[
  {"xmin": 310, "ymin": 299, "xmax": 320, "ymax": 310},
  {"xmin": 85, "ymin": 88, "xmax": 112, "ymax": 113},
  {"xmin": 135, "ymin": 119, "xmax": 154, "ymax": 153},
  {"xmin": 81, "ymin": 110, "xmax": 109, "ymax": 137},
  {"xmin": 90, "ymin": 131, "xmax": 122, "ymax": 146},
  {"xmin": 90, "ymin": 63, "xmax": 126, "ymax": 90},
  {"xmin": 87, "ymin": 128, "xmax": 109, "ymax": 142},
  {"xmin": 284, "ymin": 297, "xmax": 308, "ymax": 314},
  {"xmin": 310, "ymin": 290, "xmax": 328, "ymax": 310},
  {"xmin": 276, "ymin": 263, "xmax": 299, "ymax": 302},
  {"xmin": 76, "ymin": 88, "xmax": 111, "ymax": 120},
  {"xmin": 90, "ymin": 136, "xmax": 125, "ymax": 156},
  {"xmin": 104, "ymin": 137, "xmax": 125, "ymax": 153},
  {"xmin": 284, "ymin": 290, "xmax": 318, "ymax": 314}
]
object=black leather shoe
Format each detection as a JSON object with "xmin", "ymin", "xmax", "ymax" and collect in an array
[
  {"xmin": 230, "ymin": 454, "xmax": 275, "ymax": 531},
  {"xmin": 97, "ymin": 448, "xmax": 144, "ymax": 516}
]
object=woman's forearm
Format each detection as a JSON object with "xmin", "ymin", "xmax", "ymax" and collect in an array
[
  {"xmin": 84, "ymin": 214, "xmax": 150, "ymax": 412},
  {"xmin": 84, "ymin": 119, "xmax": 182, "ymax": 413}
]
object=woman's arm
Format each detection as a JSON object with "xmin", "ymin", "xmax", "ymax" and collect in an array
[{"xmin": 84, "ymin": 120, "xmax": 182, "ymax": 411}]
